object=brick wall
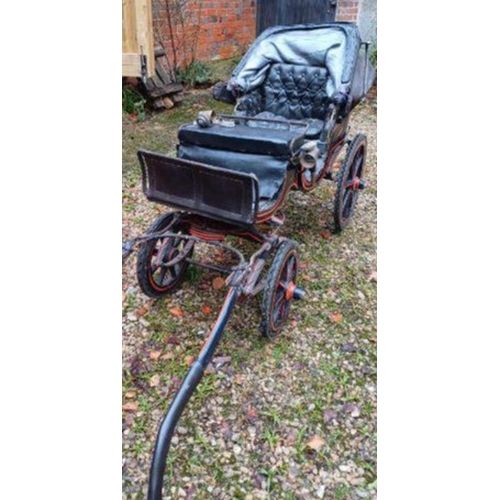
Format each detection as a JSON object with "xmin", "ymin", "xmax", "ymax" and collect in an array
[
  {"xmin": 153, "ymin": 0, "xmax": 256, "ymax": 66},
  {"xmin": 336, "ymin": 0, "xmax": 361, "ymax": 23},
  {"xmin": 152, "ymin": 0, "xmax": 366, "ymax": 66}
]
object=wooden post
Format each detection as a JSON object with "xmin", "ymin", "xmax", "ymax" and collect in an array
[{"xmin": 122, "ymin": 0, "xmax": 154, "ymax": 78}]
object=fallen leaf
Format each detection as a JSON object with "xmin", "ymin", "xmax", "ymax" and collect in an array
[
  {"xmin": 298, "ymin": 262, "xmax": 308, "ymax": 271},
  {"xmin": 166, "ymin": 336, "xmax": 180, "ymax": 345},
  {"xmin": 212, "ymin": 277, "xmax": 225, "ymax": 290},
  {"xmin": 149, "ymin": 350, "xmax": 162, "ymax": 360},
  {"xmin": 234, "ymin": 374, "xmax": 243, "ymax": 385},
  {"xmin": 285, "ymin": 429, "xmax": 299, "ymax": 446},
  {"xmin": 122, "ymin": 292, "xmax": 126, "ymax": 303},
  {"xmin": 124, "ymin": 413, "xmax": 135, "ymax": 426},
  {"xmin": 201, "ymin": 305, "xmax": 212, "ymax": 315},
  {"xmin": 306, "ymin": 435, "xmax": 325, "ymax": 451},
  {"xmin": 169, "ymin": 306, "xmax": 184, "ymax": 317},
  {"xmin": 320, "ymin": 229, "xmax": 331, "ymax": 239},
  {"xmin": 184, "ymin": 355, "xmax": 195, "ymax": 367},
  {"xmin": 329, "ymin": 312, "xmax": 343, "ymax": 323},
  {"xmin": 369, "ymin": 337, "xmax": 377, "ymax": 344},
  {"xmin": 149, "ymin": 374, "xmax": 161, "ymax": 387},
  {"xmin": 122, "ymin": 402, "xmax": 138, "ymax": 412},
  {"xmin": 186, "ymin": 485, "xmax": 197, "ymax": 500},
  {"xmin": 213, "ymin": 248, "xmax": 226, "ymax": 263},
  {"xmin": 247, "ymin": 406, "xmax": 259, "ymax": 423},
  {"xmin": 368, "ymin": 271, "xmax": 377, "ymax": 282},
  {"xmin": 125, "ymin": 391, "xmax": 136, "ymax": 399},
  {"xmin": 135, "ymin": 305, "xmax": 149, "ymax": 317}
]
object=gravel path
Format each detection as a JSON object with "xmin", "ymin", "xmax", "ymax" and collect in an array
[{"xmin": 122, "ymin": 88, "xmax": 377, "ymax": 500}]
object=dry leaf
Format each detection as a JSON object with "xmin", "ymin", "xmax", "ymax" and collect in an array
[
  {"xmin": 149, "ymin": 374, "xmax": 160, "ymax": 387},
  {"xmin": 329, "ymin": 312, "xmax": 343, "ymax": 323},
  {"xmin": 122, "ymin": 402, "xmax": 138, "ymax": 412},
  {"xmin": 368, "ymin": 271, "xmax": 377, "ymax": 282},
  {"xmin": 184, "ymin": 355, "xmax": 195, "ymax": 367},
  {"xmin": 125, "ymin": 391, "xmax": 136, "ymax": 399},
  {"xmin": 285, "ymin": 429, "xmax": 299, "ymax": 446},
  {"xmin": 201, "ymin": 305, "xmax": 212, "ymax": 315},
  {"xmin": 135, "ymin": 305, "xmax": 149, "ymax": 317},
  {"xmin": 204, "ymin": 364, "xmax": 215, "ymax": 375},
  {"xmin": 212, "ymin": 277, "xmax": 225, "ymax": 290},
  {"xmin": 149, "ymin": 350, "xmax": 162, "ymax": 360},
  {"xmin": 320, "ymin": 229, "xmax": 331, "ymax": 239},
  {"xmin": 124, "ymin": 413, "xmax": 135, "ymax": 426},
  {"xmin": 306, "ymin": 435, "xmax": 325, "ymax": 451},
  {"xmin": 169, "ymin": 306, "xmax": 184, "ymax": 318},
  {"xmin": 247, "ymin": 406, "xmax": 259, "ymax": 422},
  {"xmin": 234, "ymin": 374, "xmax": 243, "ymax": 385},
  {"xmin": 214, "ymin": 248, "xmax": 226, "ymax": 263},
  {"xmin": 166, "ymin": 336, "xmax": 180, "ymax": 345}
]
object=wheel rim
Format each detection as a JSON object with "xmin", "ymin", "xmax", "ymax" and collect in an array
[
  {"xmin": 270, "ymin": 251, "xmax": 298, "ymax": 331},
  {"xmin": 341, "ymin": 144, "xmax": 365, "ymax": 222},
  {"xmin": 148, "ymin": 229, "xmax": 191, "ymax": 292}
]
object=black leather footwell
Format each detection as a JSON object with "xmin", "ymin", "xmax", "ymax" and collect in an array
[{"xmin": 177, "ymin": 144, "xmax": 288, "ymax": 201}]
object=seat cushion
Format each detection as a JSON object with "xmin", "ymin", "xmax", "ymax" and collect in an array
[{"xmin": 178, "ymin": 121, "xmax": 305, "ymax": 157}]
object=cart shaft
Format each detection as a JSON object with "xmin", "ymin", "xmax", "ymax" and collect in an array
[{"xmin": 147, "ymin": 284, "xmax": 241, "ymax": 500}]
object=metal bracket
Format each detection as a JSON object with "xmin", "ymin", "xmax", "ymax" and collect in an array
[{"xmin": 140, "ymin": 46, "xmax": 148, "ymax": 84}]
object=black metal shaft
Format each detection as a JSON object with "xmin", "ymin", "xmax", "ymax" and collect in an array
[{"xmin": 147, "ymin": 285, "xmax": 241, "ymax": 500}]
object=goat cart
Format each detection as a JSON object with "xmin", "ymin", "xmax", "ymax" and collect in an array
[{"xmin": 122, "ymin": 22, "xmax": 375, "ymax": 500}]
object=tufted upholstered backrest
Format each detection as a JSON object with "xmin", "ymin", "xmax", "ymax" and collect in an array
[{"xmin": 262, "ymin": 63, "xmax": 330, "ymax": 121}]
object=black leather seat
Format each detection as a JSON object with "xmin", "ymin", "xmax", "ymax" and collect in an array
[
  {"xmin": 178, "ymin": 121, "xmax": 305, "ymax": 157},
  {"xmin": 235, "ymin": 63, "xmax": 330, "ymax": 139},
  {"xmin": 177, "ymin": 63, "xmax": 331, "ymax": 206}
]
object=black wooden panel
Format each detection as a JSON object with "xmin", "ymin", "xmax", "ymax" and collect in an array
[{"xmin": 256, "ymin": 0, "xmax": 336, "ymax": 35}]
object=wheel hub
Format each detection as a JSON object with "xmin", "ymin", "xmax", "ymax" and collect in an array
[{"xmin": 346, "ymin": 177, "xmax": 367, "ymax": 190}]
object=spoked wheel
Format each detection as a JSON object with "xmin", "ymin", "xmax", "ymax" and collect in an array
[
  {"xmin": 260, "ymin": 240, "xmax": 300, "ymax": 340},
  {"xmin": 332, "ymin": 133, "xmax": 368, "ymax": 233},
  {"xmin": 136, "ymin": 212, "xmax": 194, "ymax": 298}
]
